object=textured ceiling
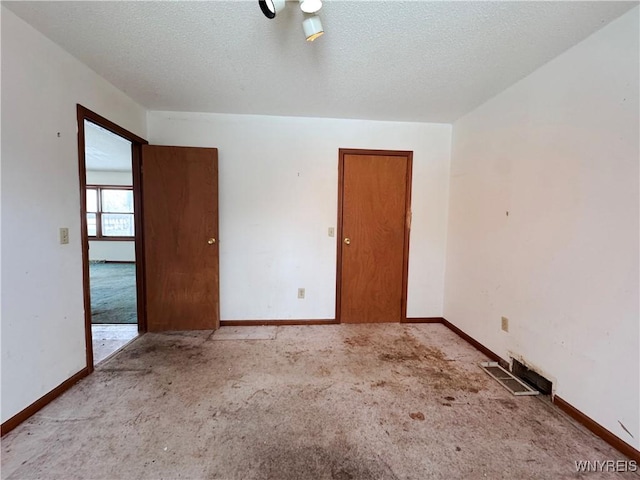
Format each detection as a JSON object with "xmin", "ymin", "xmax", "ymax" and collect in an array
[
  {"xmin": 85, "ymin": 120, "xmax": 132, "ymax": 172},
  {"xmin": 5, "ymin": 1, "xmax": 637, "ymax": 122}
]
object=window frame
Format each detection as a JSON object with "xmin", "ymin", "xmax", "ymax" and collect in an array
[{"xmin": 86, "ymin": 184, "xmax": 135, "ymax": 241}]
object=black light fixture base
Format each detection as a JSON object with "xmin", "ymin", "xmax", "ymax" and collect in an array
[{"xmin": 259, "ymin": 0, "xmax": 276, "ymax": 19}]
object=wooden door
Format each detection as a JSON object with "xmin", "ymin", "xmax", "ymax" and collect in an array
[
  {"xmin": 142, "ymin": 145, "xmax": 219, "ymax": 332},
  {"xmin": 337, "ymin": 149, "xmax": 412, "ymax": 323}
]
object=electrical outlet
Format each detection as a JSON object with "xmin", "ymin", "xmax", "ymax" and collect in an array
[
  {"xmin": 59, "ymin": 227, "xmax": 69, "ymax": 245},
  {"xmin": 298, "ymin": 288, "xmax": 305, "ymax": 299},
  {"xmin": 328, "ymin": 227, "xmax": 335, "ymax": 237},
  {"xmin": 501, "ymin": 316, "xmax": 509, "ymax": 332}
]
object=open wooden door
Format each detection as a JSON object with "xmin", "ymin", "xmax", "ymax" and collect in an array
[
  {"xmin": 142, "ymin": 146, "xmax": 219, "ymax": 332},
  {"xmin": 337, "ymin": 149, "xmax": 412, "ymax": 323}
]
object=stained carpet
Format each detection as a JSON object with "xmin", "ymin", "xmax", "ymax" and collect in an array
[{"xmin": 2, "ymin": 324, "xmax": 636, "ymax": 480}]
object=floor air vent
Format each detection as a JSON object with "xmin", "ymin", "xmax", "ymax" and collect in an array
[
  {"xmin": 512, "ymin": 359, "xmax": 552, "ymax": 395},
  {"xmin": 480, "ymin": 362, "xmax": 540, "ymax": 396}
]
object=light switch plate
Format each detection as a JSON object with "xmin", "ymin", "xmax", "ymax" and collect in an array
[
  {"xmin": 59, "ymin": 227, "xmax": 69, "ymax": 245},
  {"xmin": 328, "ymin": 227, "xmax": 335, "ymax": 237},
  {"xmin": 501, "ymin": 316, "xmax": 509, "ymax": 332}
]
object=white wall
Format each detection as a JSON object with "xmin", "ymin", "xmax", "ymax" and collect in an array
[
  {"xmin": 1, "ymin": 7, "xmax": 147, "ymax": 423},
  {"xmin": 444, "ymin": 7, "xmax": 639, "ymax": 450},
  {"xmin": 88, "ymin": 241, "xmax": 135, "ymax": 263},
  {"xmin": 86, "ymin": 170, "xmax": 132, "ymax": 186},
  {"xmin": 147, "ymin": 112, "xmax": 452, "ymax": 321},
  {"xmin": 86, "ymin": 170, "xmax": 135, "ymax": 262}
]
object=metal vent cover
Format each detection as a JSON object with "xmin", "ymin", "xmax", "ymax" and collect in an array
[{"xmin": 480, "ymin": 362, "xmax": 540, "ymax": 396}]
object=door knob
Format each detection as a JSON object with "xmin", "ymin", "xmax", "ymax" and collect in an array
[
  {"xmin": 207, "ymin": 238, "xmax": 216, "ymax": 245},
  {"xmin": 344, "ymin": 237, "xmax": 351, "ymax": 245}
]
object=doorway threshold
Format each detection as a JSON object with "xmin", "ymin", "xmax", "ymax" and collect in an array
[{"xmin": 92, "ymin": 324, "xmax": 139, "ymax": 364}]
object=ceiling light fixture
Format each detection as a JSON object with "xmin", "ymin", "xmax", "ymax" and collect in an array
[
  {"xmin": 299, "ymin": 0, "xmax": 322, "ymax": 14},
  {"xmin": 259, "ymin": 0, "xmax": 325, "ymax": 42},
  {"xmin": 259, "ymin": 0, "xmax": 286, "ymax": 19},
  {"xmin": 302, "ymin": 15, "xmax": 324, "ymax": 42}
]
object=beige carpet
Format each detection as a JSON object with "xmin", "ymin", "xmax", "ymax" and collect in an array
[{"xmin": 2, "ymin": 324, "xmax": 636, "ymax": 479}]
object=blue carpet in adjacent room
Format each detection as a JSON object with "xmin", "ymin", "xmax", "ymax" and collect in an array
[{"xmin": 90, "ymin": 262, "xmax": 137, "ymax": 324}]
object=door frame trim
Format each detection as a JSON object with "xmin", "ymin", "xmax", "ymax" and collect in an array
[
  {"xmin": 76, "ymin": 105, "xmax": 149, "ymax": 372},
  {"xmin": 335, "ymin": 148, "xmax": 414, "ymax": 323}
]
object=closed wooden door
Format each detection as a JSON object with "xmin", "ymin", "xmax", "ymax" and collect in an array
[
  {"xmin": 337, "ymin": 149, "xmax": 412, "ymax": 323},
  {"xmin": 142, "ymin": 146, "xmax": 219, "ymax": 331}
]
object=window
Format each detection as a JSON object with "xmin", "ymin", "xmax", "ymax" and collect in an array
[{"xmin": 87, "ymin": 186, "xmax": 135, "ymax": 239}]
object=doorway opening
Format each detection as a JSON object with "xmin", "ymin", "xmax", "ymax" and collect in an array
[
  {"xmin": 86, "ymin": 124, "xmax": 137, "ymax": 362},
  {"xmin": 77, "ymin": 106, "xmax": 148, "ymax": 370}
]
